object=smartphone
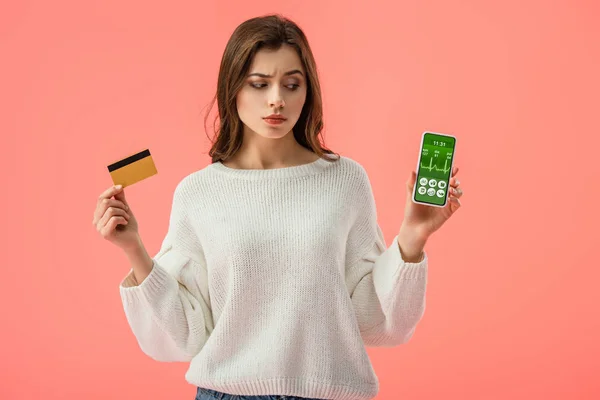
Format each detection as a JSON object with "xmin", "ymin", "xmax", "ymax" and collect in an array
[{"xmin": 412, "ymin": 131, "xmax": 457, "ymax": 208}]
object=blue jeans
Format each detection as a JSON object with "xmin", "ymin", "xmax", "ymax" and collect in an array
[{"xmin": 195, "ymin": 386, "xmax": 326, "ymax": 400}]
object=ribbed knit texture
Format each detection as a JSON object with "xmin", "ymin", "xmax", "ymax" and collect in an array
[{"xmin": 119, "ymin": 155, "xmax": 428, "ymax": 400}]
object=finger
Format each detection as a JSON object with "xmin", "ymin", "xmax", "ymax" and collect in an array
[
  {"xmin": 451, "ymin": 166, "xmax": 459, "ymax": 177},
  {"xmin": 100, "ymin": 216, "xmax": 128, "ymax": 238},
  {"xmin": 97, "ymin": 206, "xmax": 130, "ymax": 229},
  {"xmin": 101, "ymin": 198, "xmax": 128, "ymax": 211},
  {"xmin": 449, "ymin": 196, "xmax": 461, "ymax": 207},
  {"xmin": 98, "ymin": 214, "xmax": 129, "ymax": 237},
  {"xmin": 406, "ymin": 170, "xmax": 417, "ymax": 191},
  {"xmin": 450, "ymin": 176, "xmax": 461, "ymax": 188},
  {"xmin": 449, "ymin": 187, "xmax": 464, "ymax": 197},
  {"xmin": 93, "ymin": 198, "xmax": 128, "ymax": 224},
  {"xmin": 114, "ymin": 187, "xmax": 128, "ymax": 206},
  {"xmin": 98, "ymin": 185, "xmax": 124, "ymax": 204},
  {"xmin": 106, "ymin": 206, "xmax": 130, "ymax": 221}
]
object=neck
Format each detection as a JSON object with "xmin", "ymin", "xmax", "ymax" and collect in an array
[{"xmin": 226, "ymin": 129, "xmax": 316, "ymax": 170}]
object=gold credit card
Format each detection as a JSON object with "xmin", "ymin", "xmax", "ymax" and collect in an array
[{"xmin": 107, "ymin": 149, "xmax": 158, "ymax": 188}]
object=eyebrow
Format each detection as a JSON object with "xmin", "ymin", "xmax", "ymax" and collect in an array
[{"xmin": 247, "ymin": 69, "xmax": 304, "ymax": 78}]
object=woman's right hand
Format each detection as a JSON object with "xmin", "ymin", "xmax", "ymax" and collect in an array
[{"xmin": 93, "ymin": 185, "xmax": 141, "ymax": 251}]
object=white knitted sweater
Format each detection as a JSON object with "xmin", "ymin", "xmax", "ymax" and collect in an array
[{"xmin": 119, "ymin": 155, "xmax": 428, "ymax": 400}]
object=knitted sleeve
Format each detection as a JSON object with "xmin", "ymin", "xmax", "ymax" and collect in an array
[
  {"xmin": 119, "ymin": 179, "xmax": 214, "ymax": 361},
  {"xmin": 345, "ymin": 165, "xmax": 429, "ymax": 347}
]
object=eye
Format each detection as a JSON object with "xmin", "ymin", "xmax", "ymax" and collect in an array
[{"xmin": 249, "ymin": 82, "xmax": 300, "ymax": 90}]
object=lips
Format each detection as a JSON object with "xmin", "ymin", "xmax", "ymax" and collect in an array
[{"xmin": 264, "ymin": 114, "xmax": 287, "ymax": 121}]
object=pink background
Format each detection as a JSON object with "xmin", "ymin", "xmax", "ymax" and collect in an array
[{"xmin": 2, "ymin": 0, "xmax": 599, "ymax": 399}]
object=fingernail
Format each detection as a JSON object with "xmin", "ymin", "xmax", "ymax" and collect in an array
[{"xmin": 115, "ymin": 185, "xmax": 122, "ymax": 189}]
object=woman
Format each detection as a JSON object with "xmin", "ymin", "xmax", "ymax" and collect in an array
[{"xmin": 93, "ymin": 14, "xmax": 463, "ymax": 400}]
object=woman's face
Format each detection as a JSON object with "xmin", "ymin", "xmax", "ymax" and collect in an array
[{"xmin": 236, "ymin": 44, "xmax": 307, "ymax": 140}]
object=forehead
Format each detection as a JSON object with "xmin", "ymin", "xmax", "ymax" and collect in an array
[{"xmin": 249, "ymin": 45, "xmax": 304, "ymax": 75}]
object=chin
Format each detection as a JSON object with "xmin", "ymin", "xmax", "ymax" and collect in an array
[
  {"xmin": 260, "ymin": 130, "xmax": 291, "ymax": 140},
  {"xmin": 254, "ymin": 122, "xmax": 294, "ymax": 139}
]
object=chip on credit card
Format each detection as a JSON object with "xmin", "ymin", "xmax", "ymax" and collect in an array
[{"xmin": 107, "ymin": 149, "xmax": 158, "ymax": 188}]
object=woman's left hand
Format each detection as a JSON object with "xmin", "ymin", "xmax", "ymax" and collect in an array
[{"xmin": 401, "ymin": 166, "xmax": 464, "ymax": 240}]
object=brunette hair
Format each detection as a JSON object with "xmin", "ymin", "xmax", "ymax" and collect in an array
[{"xmin": 204, "ymin": 14, "xmax": 339, "ymax": 163}]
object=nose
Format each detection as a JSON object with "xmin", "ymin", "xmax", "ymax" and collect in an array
[{"xmin": 268, "ymin": 87, "xmax": 286, "ymax": 109}]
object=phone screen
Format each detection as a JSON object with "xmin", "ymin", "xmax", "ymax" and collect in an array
[{"xmin": 413, "ymin": 132, "xmax": 456, "ymax": 207}]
